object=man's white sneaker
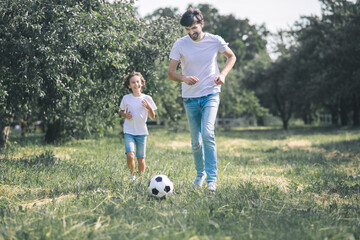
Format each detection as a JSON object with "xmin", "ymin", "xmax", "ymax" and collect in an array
[
  {"xmin": 207, "ymin": 182, "xmax": 216, "ymax": 191},
  {"xmin": 192, "ymin": 174, "xmax": 206, "ymax": 188}
]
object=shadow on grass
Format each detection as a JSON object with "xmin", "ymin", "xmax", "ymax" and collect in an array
[
  {"xmin": 225, "ymin": 147, "xmax": 335, "ymax": 167},
  {"xmin": 0, "ymin": 151, "xmax": 97, "ymax": 196},
  {"xmin": 7, "ymin": 130, "xmax": 45, "ymax": 147},
  {"xmin": 219, "ymin": 126, "xmax": 360, "ymax": 141},
  {"xmin": 317, "ymin": 138, "xmax": 360, "ymax": 155},
  {"xmin": 226, "ymin": 137, "xmax": 359, "ymax": 168}
]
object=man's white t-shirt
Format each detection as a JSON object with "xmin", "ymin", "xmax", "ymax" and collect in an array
[
  {"xmin": 120, "ymin": 93, "xmax": 157, "ymax": 135},
  {"xmin": 169, "ymin": 33, "xmax": 228, "ymax": 98}
]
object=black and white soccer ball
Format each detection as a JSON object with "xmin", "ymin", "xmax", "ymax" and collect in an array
[{"xmin": 148, "ymin": 175, "xmax": 174, "ymax": 199}]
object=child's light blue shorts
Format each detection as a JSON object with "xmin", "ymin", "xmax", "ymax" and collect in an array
[{"xmin": 124, "ymin": 134, "xmax": 147, "ymax": 158}]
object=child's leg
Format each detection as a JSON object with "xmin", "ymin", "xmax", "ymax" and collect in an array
[
  {"xmin": 124, "ymin": 134, "xmax": 136, "ymax": 176},
  {"xmin": 134, "ymin": 135, "xmax": 147, "ymax": 174},
  {"xmin": 126, "ymin": 152, "xmax": 135, "ymax": 175},
  {"xmin": 137, "ymin": 158, "xmax": 145, "ymax": 174}
]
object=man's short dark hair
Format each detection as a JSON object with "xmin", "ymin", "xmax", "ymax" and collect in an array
[{"xmin": 180, "ymin": 8, "xmax": 204, "ymax": 27}]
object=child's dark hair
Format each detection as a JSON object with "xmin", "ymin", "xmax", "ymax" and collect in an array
[
  {"xmin": 180, "ymin": 8, "xmax": 204, "ymax": 27},
  {"xmin": 123, "ymin": 72, "xmax": 146, "ymax": 91}
]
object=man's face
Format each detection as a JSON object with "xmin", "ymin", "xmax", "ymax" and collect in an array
[{"xmin": 185, "ymin": 22, "xmax": 203, "ymax": 41}]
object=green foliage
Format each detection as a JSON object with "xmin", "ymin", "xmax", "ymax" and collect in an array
[
  {"xmin": 218, "ymin": 59, "xmax": 269, "ymax": 121},
  {"xmin": 151, "ymin": 59, "xmax": 184, "ymax": 122},
  {"xmin": 0, "ymin": 0, "xmax": 182, "ymax": 143},
  {"xmin": 0, "ymin": 127, "xmax": 359, "ymax": 239},
  {"xmin": 246, "ymin": 0, "xmax": 360, "ymax": 129},
  {"xmin": 146, "ymin": 7, "xmax": 180, "ymax": 20}
]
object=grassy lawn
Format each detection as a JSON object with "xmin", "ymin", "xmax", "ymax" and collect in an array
[{"xmin": 0, "ymin": 126, "xmax": 359, "ymax": 239}]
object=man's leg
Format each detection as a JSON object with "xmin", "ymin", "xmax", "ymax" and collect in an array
[
  {"xmin": 201, "ymin": 93, "xmax": 220, "ymax": 184},
  {"xmin": 183, "ymin": 98, "xmax": 205, "ymax": 179}
]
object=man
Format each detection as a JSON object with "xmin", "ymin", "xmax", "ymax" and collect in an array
[{"xmin": 168, "ymin": 8, "xmax": 236, "ymax": 191}]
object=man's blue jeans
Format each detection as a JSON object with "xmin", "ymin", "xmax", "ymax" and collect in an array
[{"xmin": 183, "ymin": 93, "xmax": 220, "ymax": 183}]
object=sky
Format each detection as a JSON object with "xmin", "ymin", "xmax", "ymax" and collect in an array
[{"xmin": 133, "ymin": 0, "xmax": 324, "ymax": 33}]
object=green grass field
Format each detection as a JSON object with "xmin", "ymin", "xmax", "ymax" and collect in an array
[{"xmin": 1, "ymin": 126, "xmax": 359, "ymax": 239}]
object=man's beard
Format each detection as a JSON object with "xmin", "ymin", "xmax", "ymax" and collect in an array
[{"xmin": 189, "ymin": 32, "xmax": 199, "ymax": 40}]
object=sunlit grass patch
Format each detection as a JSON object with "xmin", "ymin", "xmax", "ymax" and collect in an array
[
  {"xmin": 21, "ymin": 194, "xmax": 76, "ymax": 209},
  {"xmin": 53, "ymin": 147, "xmax": 78, "ymax": 160},
  {"xmin": 155, "ymin": 140, "xmax": 191, "ymax": 150},
  {"xmin": 0, "ymin": 147, "xmax": 51, "ymax": 161},
  {"xmin": 287, "ymin": 139, "xmax": 312, "ymax": 148},
  {"xmin": 311, "ymin": 191, "xmax": 358, "ymax": 208},
  {"xmin": 224, "ymin": 173, "xmax": 292, "ymax": 192},
  {"xmin": 1, "ymin": 126, "xmax": 359, "ymax": 239}
]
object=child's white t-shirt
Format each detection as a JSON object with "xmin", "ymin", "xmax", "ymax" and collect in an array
[
  {"xmin": 169, "ymin": 33, "xmax": 228, "ymax": 98},
  {"xmin": 120, "ymin": 93, "xmax": 157, "ymax": 135}
]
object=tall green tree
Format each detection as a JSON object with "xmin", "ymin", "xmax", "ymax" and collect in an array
[
  {"xmin": 292, "ymin": 0, "xmax": 360, "ymax": 126},
  {"xmin": 217, "ymin": 54, "xmax": 269, "ymax": 129},
  {"xmin": 0, "ymin": 0, "xmax": 181, "ymax": 146},
  {"xmin": 246, "ymin": 0, "xmax": 360, "ymax": 128}
]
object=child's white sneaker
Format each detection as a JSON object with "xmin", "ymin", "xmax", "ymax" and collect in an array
[{"xmin": 129, "ymin": 174, "xmax": 136, "ymax": 181}]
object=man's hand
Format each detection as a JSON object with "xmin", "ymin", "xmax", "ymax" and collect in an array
[
  {"xmin": 183, "ymin": 76, "xmax": 199, "ymax": 85},
  {"xmin": 214, "ymin": 74, "xmax": 225, "ymax": 85}
]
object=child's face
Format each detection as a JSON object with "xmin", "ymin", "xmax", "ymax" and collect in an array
[{"xmin": 128, "ymin": 76, "xmax": 143, "ymax": 94}]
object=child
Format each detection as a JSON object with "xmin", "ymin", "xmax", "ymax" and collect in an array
[{"xmin": 120, "ymin": 72, "xmax": 157, "ymax": 180}]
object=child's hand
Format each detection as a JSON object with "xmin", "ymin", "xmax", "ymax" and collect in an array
[
  {"xmin": 142, "ymin": 99, "xmax": 156, "ymax": 120},
  {"xmin": 125, "ymin": 112, "xmax": 132, "ymax": 120},
  {"xmin": 142, "ymin": 100, "xmax": 152, "ymax": 110}
]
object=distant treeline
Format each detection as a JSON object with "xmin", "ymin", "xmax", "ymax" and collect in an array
[{"xmin": 1, "ymin": 0, "xmax": 359, "ymax": 147}]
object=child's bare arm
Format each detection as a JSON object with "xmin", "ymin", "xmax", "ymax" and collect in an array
[{"xmin": 142, "ymin": 100, "xmax": 155, "ymax": 120}]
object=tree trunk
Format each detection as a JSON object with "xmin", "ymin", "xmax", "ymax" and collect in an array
[
  {"xmin": 339, "ymin": 96, "xmax": 348, "ymax": 126},
  {"xmin": 274, "ymin": 94, "xmax": 292, "ymax": 130},
  {"xmin": 331, "ymin": 108, "xmax": 338, "ymax": 125},
  {"xmin": 302, "ymin": 104, "xmax": 314, "ymax": 125},
  {"xmin": 20, "ymin": 118, "xmax": 28, "ymax": 138},
  {"xmin": 1, "ymin": 125, "xmax": 10, "ymax": 149},
  {"xmin": 282, "ymin": 119, "xmax": 289, "ymax": 130},
  {"xmin": 257, "ymin": 116, "xmax": 264, "ymax": 126},
  {"xmin": 353, "ymin": 93, "xmax": 360, "ymax": 126},
  {"xmin": 302, "ymin": 113, "xmax": 309, "ymax": 125},
  {"xmin": 45, "ymin": 119, "xmax": 64, "ymax": 143},
  {"xmin": 161, "ymin": 99, "xmax": 176, "ymax": 122},
  {"xmin": 0, "ymin": 115, "xmax": 12, "ymax": 148}
]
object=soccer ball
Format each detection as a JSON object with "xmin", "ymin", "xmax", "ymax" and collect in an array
[{"xmin": 148, "ymin": 175, "xmax": 174, "ymax": 199}]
